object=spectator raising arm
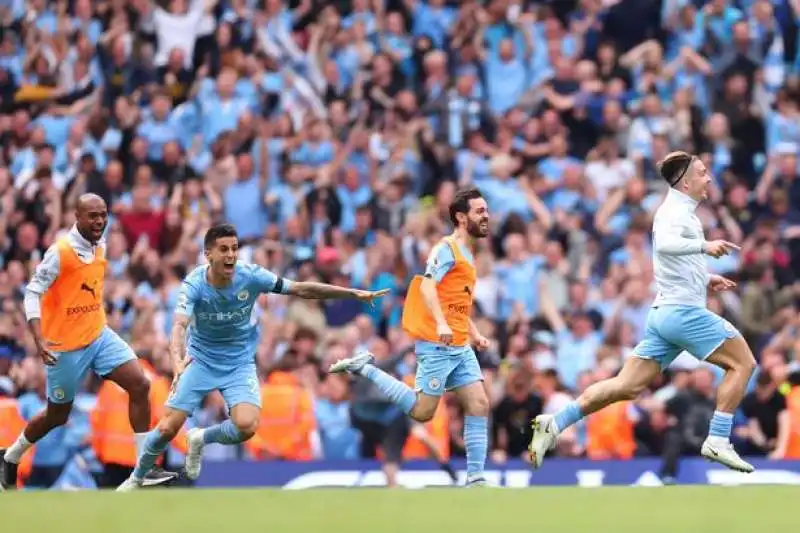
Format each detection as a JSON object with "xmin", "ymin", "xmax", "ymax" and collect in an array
[{"xmin": 593, "ymin": 187, "xmax": 626, "ymax": 236}]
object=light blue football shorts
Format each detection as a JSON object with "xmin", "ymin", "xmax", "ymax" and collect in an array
[
  {"xmin": 414, "ymin": 341, "xmax": 483, "ymax": 396},
  {"xmin": 166, "ymin": 359, "xmax": 261, "ymax": 414},
  {"xmin": 47, "ymin": 327, "xmax": 137, "ymax": 404},
  {"xmin": 634, "ymin": 305, "xmax": 741, "ymax": 368}
]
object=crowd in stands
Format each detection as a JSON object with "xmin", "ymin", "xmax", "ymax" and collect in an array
[{"xmin": 1, "ymin": 0, "xmax": 800, "ymax": 488}]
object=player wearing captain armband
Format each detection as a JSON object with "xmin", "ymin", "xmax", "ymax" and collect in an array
[{"xmin": 117, "ymin": 224, "xmax": 388, "ymax": 491}]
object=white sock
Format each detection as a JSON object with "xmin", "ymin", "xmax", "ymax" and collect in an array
[
  {"xmin": 706, "ymin": 435, "xmax": 729, "ymax": 446},
  {"xmin": 134, "ymin": 432, "xmax": 148, "ymax": 460},
  {"xmin": 5, "ymin": 434, "xmax": 33, "ymax": 464},
  {"xmin": 192, "ymin": 428, "xmax": 206, "ymax": 443}
]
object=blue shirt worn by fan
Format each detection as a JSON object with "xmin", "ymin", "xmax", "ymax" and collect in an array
[{"xmin": 166, "ymin": 262, "xmax": 292, "ymax": 414}]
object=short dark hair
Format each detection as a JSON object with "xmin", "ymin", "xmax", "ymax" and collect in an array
[
  {"xmin": 204, "ymin": 223, "xmax": 238, "ymax": 249},
  {"xmin": 449, "ymin": 187, "xmax": 484, "ymax": 225},
  {"xmin": 658, "ymin": 151, "xmax": 694, "ymax": 187}
]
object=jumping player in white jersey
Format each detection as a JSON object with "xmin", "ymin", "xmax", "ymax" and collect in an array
[{"xmin": 528, "ymin": 151, "xmax": 756, "ymax": 474}]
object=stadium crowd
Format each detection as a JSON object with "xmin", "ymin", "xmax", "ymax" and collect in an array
[{"xmin": 1, "ymin": 0, "xmax": 800, "ymax": 488}]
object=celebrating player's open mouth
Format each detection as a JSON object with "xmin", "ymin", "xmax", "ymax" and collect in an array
[{"xmin": 90, "ymin": 223, "xmax": 105, "ymax": 241}]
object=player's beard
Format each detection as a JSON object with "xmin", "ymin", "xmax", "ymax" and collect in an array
[{"xmin": 467, "ymin": 218, "xmax": 490, "ymax": 238}]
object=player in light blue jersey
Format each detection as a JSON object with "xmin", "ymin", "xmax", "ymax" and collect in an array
[
  {"xmin": 117, "ymin": 224, "xmax": 388, "ymax": 491},
  {"xmin": 529, "ymin": 152, "xmax": 757, "ymax": 476}
]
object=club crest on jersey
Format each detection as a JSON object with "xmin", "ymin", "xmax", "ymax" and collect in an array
[
  {"xmin": 723, "ymin": 320, "xmax": 737, "ymax": 335},
  {"xmin": 237, "ymin": 290, "xmax": 249, "ymax": 301},
  {"xmin": 428, "ymin": 377, "xmax": 441, "ymax": 391}
]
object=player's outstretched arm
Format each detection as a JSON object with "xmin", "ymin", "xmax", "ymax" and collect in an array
[
  {"xmin": 287, "ymin": 282, "xmax": 389, "ymax": 306},
  {"xmin": 654, "ymin": 216, "xmax": 741, "ymax": 258},
  {"xmin": 653, "ymin": 221, "xmax": 705, "ymax": 256}
]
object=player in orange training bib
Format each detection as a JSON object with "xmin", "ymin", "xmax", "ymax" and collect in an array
[
  {"xmin": 0, "ymin": 194, "xmax": 176, "ymax": 490},
  {"xmin": 329, "ymin": 187, "xmax": 492, "ymax": 487}
]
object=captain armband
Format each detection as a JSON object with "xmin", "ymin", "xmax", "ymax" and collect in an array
[{"xmin": 272, "ymin": 277, "xmax": 293, "ymax": 295}]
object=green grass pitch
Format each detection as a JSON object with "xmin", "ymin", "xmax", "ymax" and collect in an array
[{"xmin": 2, "ymin": 486, "xmax": 799, "ymax": 533}]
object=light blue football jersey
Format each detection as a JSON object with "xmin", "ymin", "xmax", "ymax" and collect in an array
[{"xmin": 175, "ymin": 262, "xmax": 291, "ymax": 371}]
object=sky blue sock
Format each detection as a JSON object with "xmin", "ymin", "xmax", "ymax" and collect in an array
[
  {"xmin": 709, "ymin": 411, "xmax": 733, "ymax": 438},
  {"xmin": 203, "ymin": 420, "xmax": 246, "ymax": 445},
  {"xmin": 132, "ymin": 429, "xmax": 169, "ymax": 480},
  {"xmin": 554, "ymin": 401, "xmax": 585, "ymax": 433},
  {"xmin": 464, "ymin": 415, "xmax": 487, "ymax": 480},
  {"xmin": 361, "ymin": 364, "xmax": 417, "ymax": 414}
]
